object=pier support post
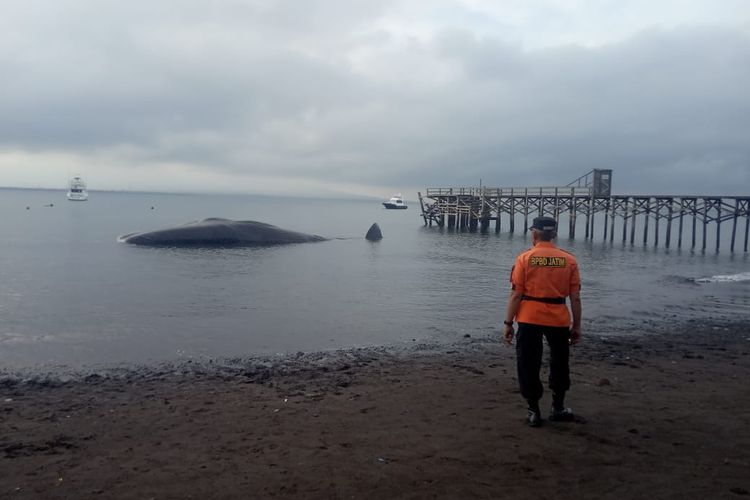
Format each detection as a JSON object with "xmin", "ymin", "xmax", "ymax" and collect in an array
[
  {"xmin": 654, "ymin": 201, "xmax": 660, "ymax": 248},
  {"xmin": 418, "ymin": 192, "xmax": 428, "ymax": 226},
  {"xmin": 480, "ymin": 211, "xmax": 490, "ymax": 233},
  {"xmin": 537, "ymin": 188, "xmax": 543, "ymax": 217},
  {"xmin": 730, "ymin": 199, "xmax": 739, "ymax": 252},
  {"xmin": 678, "ymin": 199, "xmax": 685, "ymax": 248},
  {"xmin": 570, "ymin": 212, "xmax": 577, "ymax": 239},
  {"xmin": 554, "ymin": 188, "xmax": 560, "ymax": 221},
  {"xmin": 508, "ymin": 188, "xmax": 516, "ymax": 234},
  {"xmin": 508, "ymin": 190, "xmax": 515, "ymax": 234},
  {"xmin": 691, "ymin": 201, "xmax": 697, "ymax": 249},
  {"xmin": 603, "ymin": 197, "xmax": 610, "ymax": 241},
  {"xmin": 666, "ymin": 199, "xmax": 673, "ymax": 248},
  {"xmin": 568, "ymin": 195, "xmax": 576, "ymax": 239},
  {"xmin": 702, "ymin": 200, "xmax": 708, "ymax": 252},
  {"xmin": 523, "ymin": 189, "xmax": 529, "ymax": 234},
  {"xmin": 715, "ymin": 201, "xmax": 722, "ymax": 252},
  {"xmin": 643, "ymin": 198, "xmax": 650, "ymax": 245}
]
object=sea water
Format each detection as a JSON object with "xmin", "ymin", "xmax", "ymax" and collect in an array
[{"xmin": 1, "ymin": 188, "xmax": 748, "ymax": 369}]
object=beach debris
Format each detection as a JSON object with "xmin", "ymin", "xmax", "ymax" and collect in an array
[
  {"xmin": 682, "ymin": 353, "xmax": 704, "ymax": 359},
  {"xmin": 4, "ymin": 398, "xmax": 12, "ymax": 402},
  {"xmin": 596, "ymin": 378, "xmax": 611, "ymax": 386},
  {"xmin": 730, "ymin": 487, "xmax": 748, "ymax": 495},
  {"xmin": 376, "ymin": 457, "xmax": 390, "ymax": 464},
  {"xmin": 452, "ymin": 364, "xmax": 485, "ymax": 375}
]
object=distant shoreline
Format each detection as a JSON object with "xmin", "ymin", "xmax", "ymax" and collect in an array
[{"xmin": 0, "ymin": 185, "xmax": 385, "ymax": 202}]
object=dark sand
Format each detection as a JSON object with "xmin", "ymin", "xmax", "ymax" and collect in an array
[{"xmin": 2, "ymin": 320, "xmax": 749, "ymax": 499}]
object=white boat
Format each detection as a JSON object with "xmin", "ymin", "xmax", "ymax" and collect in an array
[
  {"xmin": 382, "ymin": 193, "xmax": 407, "ymax": 209},
  {"xmin": 67, "ymin": 176, "xmax": 89, "ymax": 201}
]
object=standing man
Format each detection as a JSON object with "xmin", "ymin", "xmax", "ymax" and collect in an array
[{"xmin": 503, "ymin": 216, "xmax": 582, "ymax": 427}]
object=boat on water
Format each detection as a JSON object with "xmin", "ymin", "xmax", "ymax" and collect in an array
[
  {"xmin": 382, "ymin": 194, "xmax": 407, "ymax": 210},
  {"xmin": 67, "ymin": 176, "xmax": 89, "ymax": 201}
]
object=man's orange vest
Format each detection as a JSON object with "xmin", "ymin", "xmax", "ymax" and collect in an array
[{"xmin": 510, "ymin": 241, "xmax": 581, "ymax": 327}]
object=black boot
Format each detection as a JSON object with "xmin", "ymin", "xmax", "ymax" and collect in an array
[
  {"xmin": 526, "ymin": 399, "xmax": 543, "ymax": 427},
  {"xmin": 549, "ymin": 392, "xmax": 574, "ymax": 421}
]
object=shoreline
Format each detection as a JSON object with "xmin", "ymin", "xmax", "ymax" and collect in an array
[
  {"xmin": 0, "ymin": 315, "xmax": 734, "ymax": 384},
  {"xmin": 2, "ymin": 319, "xmax": 749, "ymax": 499}
]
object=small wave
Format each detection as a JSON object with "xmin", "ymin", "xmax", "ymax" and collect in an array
[
  {"xmin": 694, "ymin": 272, "xmax": 750, "ymax": 284},
  {"xmin": 660, "ymin": 275, "xmax": 699, "ymax": 285},
  {"xmin": 116, "ymin": 232, "xmax": 138, "ymax": 243},
  {"xmin": 0, "ymin": 332, "xmax": 56, "ymax": 345}
]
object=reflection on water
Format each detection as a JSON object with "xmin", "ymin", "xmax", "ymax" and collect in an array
[{"xmin": 0, "ymin": 188, "xmax": 748, "ymax": 368}]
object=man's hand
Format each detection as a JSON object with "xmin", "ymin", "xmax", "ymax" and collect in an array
[
  {"xmin": 569, "ymin": 325, "xmax": 582, "ymax": 345},
  {"xmin": 503, "ymin": 324, "xmax": 514, "ymax": 345}
]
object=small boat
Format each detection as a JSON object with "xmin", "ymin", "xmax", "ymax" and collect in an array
[
  {"xmin": 382, "ymin": 194, "xmax": 407, "ymax": 209},
  {"xmin": 67, "ymin": 176, "xmax": 89, "ymax": 201}
]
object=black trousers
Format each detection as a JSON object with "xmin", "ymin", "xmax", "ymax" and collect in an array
[{"xmin": 515, "ymin": 323, "xmax": 571, "ymax": 402}]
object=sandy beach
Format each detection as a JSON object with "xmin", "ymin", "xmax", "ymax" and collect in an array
[{"xmin": 2, "ymin": 319, "xmax": 749, "ymax": 499}]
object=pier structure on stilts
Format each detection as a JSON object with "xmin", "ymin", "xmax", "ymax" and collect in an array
[{"xmin": 417, "ymin": 169, "xmax": 750, "ymax": 253}]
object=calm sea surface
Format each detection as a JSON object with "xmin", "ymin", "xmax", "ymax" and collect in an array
[{"xmin": 1, "ymin": 188, "xmax": 748, "ymax": 369}]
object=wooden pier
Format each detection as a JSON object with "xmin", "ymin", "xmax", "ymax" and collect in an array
[{"xmin": 417, "ymin": 172, "xmax": 750, "ymax": 252}]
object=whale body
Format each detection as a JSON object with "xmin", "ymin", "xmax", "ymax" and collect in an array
[
  {"xmin": 118, "ymin": 218, "xmax": 327, "ymax": 246},
  {"xmin": 365, "ymin": 223, "xmax": 383, "ymax": 241}
]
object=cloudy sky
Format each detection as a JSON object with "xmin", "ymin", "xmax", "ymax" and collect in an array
[{"xmin": 1, "ymin": 0, "xmax": 748, "ymax": 198}]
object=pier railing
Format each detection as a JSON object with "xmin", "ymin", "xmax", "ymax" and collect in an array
[
  {"xmin": 425, "ymin": 187, "xmax": 593, "ymax": 197},
  {"xmin": 417, "ymin": 188, "xmax": 750, "ymax": 253}
]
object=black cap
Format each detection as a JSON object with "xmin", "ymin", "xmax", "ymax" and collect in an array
[{"xmin": 531, "ymin": 216, "xmax": 557, "ymax": 231}]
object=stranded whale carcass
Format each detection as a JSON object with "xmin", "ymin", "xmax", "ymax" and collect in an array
[{"xmin": 118, "ymin": 218, "xmax": 327, "ymax": 246}]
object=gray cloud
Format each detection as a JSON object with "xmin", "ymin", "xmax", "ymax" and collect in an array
[{"xmin": 0, "ymin": 2, "xmax": 748, "ymax": 195}]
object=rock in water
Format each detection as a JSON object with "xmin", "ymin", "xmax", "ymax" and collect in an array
[{"xmin": 365, "ymin": 223, "xmax": 383, "ymax": 241}]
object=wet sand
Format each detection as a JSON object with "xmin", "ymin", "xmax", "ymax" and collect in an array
[{"xmin": 2, "ymin": 320, "xmax": 749, "ymax": 499}]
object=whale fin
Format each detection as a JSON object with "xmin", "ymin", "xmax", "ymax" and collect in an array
[{"xmin": 365, "ymin": 223, "xmax": 383, "ymax": 241}]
